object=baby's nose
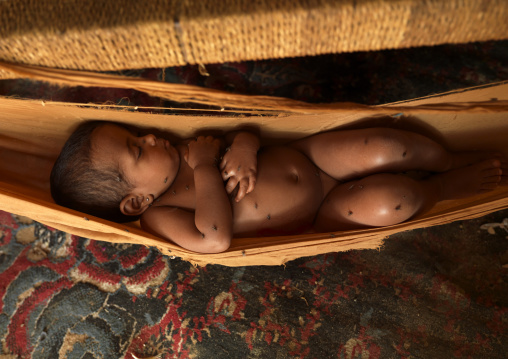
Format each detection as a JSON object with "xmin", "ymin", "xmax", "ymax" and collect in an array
[{"xmin": 142, "ymin": 134, "xmax": 157, "ymax": 146}]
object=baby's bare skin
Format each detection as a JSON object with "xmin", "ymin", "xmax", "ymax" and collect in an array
[
  {"xmin": 292, "ymin": 128, "xmax": 506, "ymax": 231},
  {"xmin": 231, "ymin": 146, "xmax": 331, "ymax": 236},
  {"xmin": 145, "ymin": 144, "xmax": 330, "ymax": 236},
  {"xmin": 94, "ymin": 125, "xmax": 505, "ymax": 253}
]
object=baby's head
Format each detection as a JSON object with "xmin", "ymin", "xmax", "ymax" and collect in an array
[{"xmin": 51, "ymin": 121, "xmax": 180, "ymax": 222}]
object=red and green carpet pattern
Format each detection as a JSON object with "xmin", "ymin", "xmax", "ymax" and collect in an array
[{"xmin": 1, "ymin": 209, "xmax": 507, "ymax": 358}]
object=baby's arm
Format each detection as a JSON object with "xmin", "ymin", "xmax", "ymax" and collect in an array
[
  {"xmin": 221, "ymin": 131, "xmax": 260, "ymax": 202},
  {"xmin": 190, "ymin": 136, "xmax": 233, "ymax": 250},
  {"xmin": 141, "ymin": 136, "xmax": 233, "ymax": 253}
]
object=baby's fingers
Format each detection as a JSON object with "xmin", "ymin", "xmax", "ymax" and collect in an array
[
  {"xmin": 221, "ymin": 164, "xmax": 232, "ymax": 181},
  {"xmin": 225, "ymin": 177, "xmax": 239, "ymax": 194},
  {"xmin": 220, "ymin": 157, "xmax": 227, "ymax": 171},
  {"xmin": 246, "ymin": 174, "xmax": 257, "ymax": 194},
  {"xmin": 235, "ymin": 179, "xmax": 250, "ymax": 202}
]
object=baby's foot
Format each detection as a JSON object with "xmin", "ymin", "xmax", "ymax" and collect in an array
[
  {"xmin": 434, "ymin": 159, "xmax": 502, "ymax": 200},
  {"xmin": 449, "ymin": 151, "xmax": 506, "ymax": 171}
]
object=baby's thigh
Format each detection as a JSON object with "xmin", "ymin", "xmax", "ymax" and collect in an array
[
  {"xmin": 291, "ymin": 128, "xmax": 414, "ymax": 180},
  {"xmin": 314, "ymin": 174, "xmax": 423, "ymax": 232}
]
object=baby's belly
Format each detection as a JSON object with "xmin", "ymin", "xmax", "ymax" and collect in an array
[{"xmin": 232, "ymin": 146, "xmax": 325, "ymax": 236}]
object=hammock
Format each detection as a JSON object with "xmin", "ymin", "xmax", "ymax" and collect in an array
[{"xmin": 1, "ymin": 62, "xmax": 507, "ymax": 266}]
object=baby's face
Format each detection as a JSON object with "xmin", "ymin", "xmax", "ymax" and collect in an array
[{"xmin": 92, "ymin": 124, "xmax": 180, "ymax": 200}]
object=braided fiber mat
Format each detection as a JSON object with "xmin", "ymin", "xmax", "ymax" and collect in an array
[
  {"xmin": 1, "ymin": 41, "xmax": 508, "ymax": 358},
  {"xmin": 1, "ymin": 0, "xmax": 508, "ymax": 75}
]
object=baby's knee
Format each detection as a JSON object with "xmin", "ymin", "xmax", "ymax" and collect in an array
[
  {"xmin": 362, "ymin": 175, "xmax": 423, "ymax": 226},
  {"xmin": 363, "ymin": 128, "xmax": 412, "ymax": 165},
  {"xmin": 317, "ymin": 174, "xmax": 424, "ymax": 231}
]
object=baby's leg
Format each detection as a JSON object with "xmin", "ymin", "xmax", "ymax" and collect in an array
[
  {"xmin": 291, "ymin": 128, "xmax": 495, "ymax": 181},
  {"xmin": 315, "ymin": 159, "xmax": 502, "ymax": 232}
]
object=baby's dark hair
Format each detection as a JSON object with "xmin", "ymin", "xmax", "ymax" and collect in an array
[{"xmin": 50, "ymin": 121, "xmax": 135, "ymax": 223}]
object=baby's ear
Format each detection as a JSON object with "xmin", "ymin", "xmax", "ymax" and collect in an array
[{"xmin": 120, "ymin": 194, "xmax": 152, "ymax": 216}]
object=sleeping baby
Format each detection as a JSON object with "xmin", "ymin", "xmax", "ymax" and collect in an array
[{"xmin": 50, "ymin": 121, "xmax": 506, "ymax": 253}]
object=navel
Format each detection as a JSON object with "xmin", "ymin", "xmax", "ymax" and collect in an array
[{"xmin": 289, "ymin": 168, "xmax": 300, "ymax": 183}]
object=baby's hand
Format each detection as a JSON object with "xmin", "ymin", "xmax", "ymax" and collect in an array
[
  {"xmin": 220, "ymin": 133, "xmax": 259, "ymax": 202},
  {"xmin": 185, "ymin": 136, "xmax": 221, "ymax": 169}
]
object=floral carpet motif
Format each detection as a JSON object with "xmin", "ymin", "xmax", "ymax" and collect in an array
[
  {"xmin": 1, "ymin": 210, "xmax": 507, "ymax": 358},
  {"xmin": 1, "ymin": 40, "xmax": 508, "ymax": 358}
]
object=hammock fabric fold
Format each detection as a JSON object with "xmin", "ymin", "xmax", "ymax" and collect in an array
[{"xmin": 0, "ymin": 70, "xmax": 507, "ymax": 266}]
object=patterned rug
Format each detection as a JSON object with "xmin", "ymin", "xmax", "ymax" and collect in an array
[{"xmin": 1, "ymin": 40, "xmax": 508, "ymax": 358}]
